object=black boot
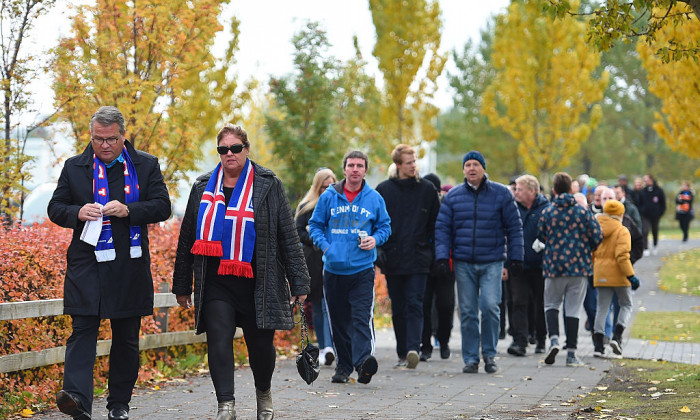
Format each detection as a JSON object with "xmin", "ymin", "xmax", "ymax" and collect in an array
[
  {"xmin": 610, "ymin": 324, "xmax": 624, "ymax": 355},
  {"xmin": 545, "ymin": 309, "xmax": 559, "ymax": 338},
  {"xmin": 592, "ymin": 333, "xmax": 605, "ymax": 358},
  {"xmin": 564, "ymin": 317, "xmax": 579, "ymax": 351}
]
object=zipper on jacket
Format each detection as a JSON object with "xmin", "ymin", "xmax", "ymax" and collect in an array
[{"xmin": 472, "ymin": 188, "xmax": 480, "ymax": 261}]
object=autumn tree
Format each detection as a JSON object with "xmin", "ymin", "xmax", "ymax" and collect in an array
[
  {"xmin": 265, "ymin": 22, "xmax": 344, "ymax": 203},
  {"xmin": 0, "ymin": 0, "xmax": 55, "ymax": 222},
  {"xmin": 545, "ymin": 0, "xmax": 700, "ymax": 61},
  {"xmin": 481, "ymin": 0, "xmax": 608, "ymax": 186},
  {"xmin": 334, "ymin": 36, "xmax": 388, "ymax": 165},
  {"xmin": 369, "ymin": 0, "xmax": 446, "ymax": 149},
  {"xmin": 51, "ymin": 0, "xmax": 246, "ymax": 192},
  {"xmin": 438, "ymin": 23, "xmax": 520, "ymax": 184},
  {"xmin": 638, "ymin": 5, "xmax": 700, "ymax": 175}
]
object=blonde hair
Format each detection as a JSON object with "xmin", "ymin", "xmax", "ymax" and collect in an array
[{"xmin": 295, "ymin": 168, "xmax": 337, "ymax": 218}]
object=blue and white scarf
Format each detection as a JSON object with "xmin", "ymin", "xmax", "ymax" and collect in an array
[
  {"xmin": 191, "ymin": 159, "xmax": 255, "ymax": 277},
  {"xmin": 93, "ymin": 147, "xmax": 141, "ymax": 262}
]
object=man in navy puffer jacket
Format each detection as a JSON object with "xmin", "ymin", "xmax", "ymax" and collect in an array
[{"xmin": 435, "ymin": 151, "xmax": 524, "ymax": 374}]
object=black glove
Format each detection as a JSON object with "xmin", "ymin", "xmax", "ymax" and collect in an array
[
  {"xmin": 627, "ymin": 275, "xmax": 640, "ymax": 291},
  {"xmin": 436, "ymin": 259, "xmax": 451, "ymax": 277},
  {"xmin": 509, "ymin": 260, "xmax": 523, "ymax": 278}
]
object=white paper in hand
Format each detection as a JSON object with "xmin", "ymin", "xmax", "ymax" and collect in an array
[
  {"xmin": 532, "ymin": 239, "xmax": 545, "ymax": 253},
  {"xmin": 80, "ymin": 205, "xmax": 104, "ymax": 246}
]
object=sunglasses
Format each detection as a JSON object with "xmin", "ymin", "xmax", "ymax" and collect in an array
[{"xmin": 217, "ymin": 144, "xmax": 245, "ymax": 155}]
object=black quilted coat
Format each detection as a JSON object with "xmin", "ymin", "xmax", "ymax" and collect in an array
[{"xmin": 172, "ymin": 161, "xmax": 310, "ymax": 333}]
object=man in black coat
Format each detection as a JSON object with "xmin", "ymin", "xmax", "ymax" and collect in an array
[
  {"xmin": 376, "ymin": 144, "xmax": 440, "ymax": 369},
  {"xmin": 48, "ymin": 106, "xmax": 171, "ymax": 420}
]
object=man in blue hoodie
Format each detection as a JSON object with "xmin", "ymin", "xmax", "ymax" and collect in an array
[
  {"xmin": 434, "ymin": 151, "xmax": 524, "ymax": 374},
  {"xmin": 309, "ymin": 150, "xmax": 391, "ymax": 385}
]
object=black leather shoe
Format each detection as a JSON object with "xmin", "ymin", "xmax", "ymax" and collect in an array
[
  {"xmin": 56, "ymin": 390, "xmax": 91, "ymax": 420},
  {"xmin": 108, "ymin": 408, "xmax": 129, "ymax": 420},
  {"xmin": 484, "ymin": 356, "xmax": 498, "ymax": 374}
]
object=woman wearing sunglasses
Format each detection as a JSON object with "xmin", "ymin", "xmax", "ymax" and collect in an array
[{"xmin": 172, "ymin": 123, "xmax": 310, "ymax": 420}]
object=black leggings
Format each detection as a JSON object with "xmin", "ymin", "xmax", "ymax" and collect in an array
[{"xmin": 203, "ymin": 299, "xmax": 276, "ymax": 403}]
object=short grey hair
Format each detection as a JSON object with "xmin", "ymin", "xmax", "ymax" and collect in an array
[
  {"xmin": 90, "ymin": 106, "xmax": 125, "ymax": 135},
  {"xmin": 516, "ymin": 174, "xmax": 539, "ymax": 193}
]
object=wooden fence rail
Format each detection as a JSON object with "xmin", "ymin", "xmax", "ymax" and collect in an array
[{"xmin": 0, "ymin": 293, "xmax": 209, "ymax": 374}]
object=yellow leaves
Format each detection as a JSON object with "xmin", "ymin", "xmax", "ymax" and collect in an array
[
  {"xmin": 53, "ymin": 0, "xmax": 242, "ymax": 193},
  {"xmin": 369, "ymin": 0, "xmax": 446, "ymax": 144},
  {"xmin": 19, "ymin": 408, "xmax": 34, "ymax": 418},
  {"xmin": 637, "ymin": 6, "xmax": 700, "ymax": 174},
  {"xmin": 481, "ymin": 0, "xmax": 607, "ymax": 179},
  {"xmin": 680, "ymin": 406, "xmax": 691, "ymax": 413}
]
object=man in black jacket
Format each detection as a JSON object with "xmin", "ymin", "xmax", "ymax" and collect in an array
[
  {"xmin": 376, "ymin": 144, "xmax": 440, "ymax": 369},
  {"xmin": 507, "ymin": 175, "xmax": 550, "ymax": 357},
  {"xmin": 48, "ymin": 106, "xmax": 171, "ymax": 420},
  {"xmin": 638, "ymin": 174, "xmax": 666, "ymax": 256}
]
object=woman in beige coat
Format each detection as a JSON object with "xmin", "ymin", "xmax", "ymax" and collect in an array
[{"xmin": 592, "ymin": 200, "xmax": 641, "ymax": 358}]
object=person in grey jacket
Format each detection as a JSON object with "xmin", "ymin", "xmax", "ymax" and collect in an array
[{"xmin": 172, "ymin": 124, "xmax": 309, "ymax": 420}]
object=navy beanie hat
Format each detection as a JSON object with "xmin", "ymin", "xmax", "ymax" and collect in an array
[{"xmin": 463, "ymin": 150, "xmax": 486, "ymax": 169}]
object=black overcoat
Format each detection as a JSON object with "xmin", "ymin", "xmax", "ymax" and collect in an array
[
  {"xmin": 171, "ymin": 161, "xmax": 310, "ymax": 333},
  {"xmin": 47, "ymin": 140, "xmax": 171, "ymax": 318}
]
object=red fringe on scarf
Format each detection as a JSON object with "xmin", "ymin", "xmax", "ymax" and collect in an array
[
  {"xmin": 191, "ymin": 240, "xmax": 223, "ymax": 257},
  {"xmin": 218, "ymin": 260, "xmax": 254, "ymax": 278}
]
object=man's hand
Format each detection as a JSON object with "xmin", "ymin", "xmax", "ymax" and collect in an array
[
  {"xmin": 359, "ymin": 235, "xmax": 376, "ymax": 250},
  {"xmin": 176, "ymin": 295, "xmax": 192, "ymax": 309},
  {"xmin": 627, "ymin": 275, "xmax": 641, "ymax": 291},
  {"xmin": 78, "ymin": 203, "xmax": 103, "ymax": 221},
  {"xmin": 502, "ymin": 268, "xmax": 509, "ymax": 281},
  {"xmin": 436, "ymin": 259, "xmax": 451, "ymax": 277},
  {"xmin": 102, "ymin": 200, "xmax": 129, "ymax": 218},
  {"xmin": 509, "ymin": 260, "xmax": 523, "ymax": 278}
]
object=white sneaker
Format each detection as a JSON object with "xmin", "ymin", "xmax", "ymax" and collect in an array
[
  {"xmin": 406, "ymin": 350, "xmax": 420, "ymax": 369},
  {"xmin": 643, "ymin": 250, "xmax": 650, "ymax": 257},
  {"xmin": 323, "ymin": 347, "xmax": 335, "ymax": 366},
  {"xmin": 652, "ymin": 247, "xmax": 658, "ymax": 256}
]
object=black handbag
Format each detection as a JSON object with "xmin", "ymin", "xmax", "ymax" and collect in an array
[{"xmin": 295, "ymin": 301, "xmax": 320, "ymax": 385}]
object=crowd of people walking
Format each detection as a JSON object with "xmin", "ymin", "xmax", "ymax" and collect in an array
[{"xmin": 47, "ymin": 107, "xmax": 693, "ymax": 420}]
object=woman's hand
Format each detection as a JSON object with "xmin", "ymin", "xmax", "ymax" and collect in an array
[
  {"xmin": 176, "ymin": 294, "xmax": 192, "ymax": 309},
  {"xmin": 290, "ymin": 294, "xmax": 307, "ymax": 305}
]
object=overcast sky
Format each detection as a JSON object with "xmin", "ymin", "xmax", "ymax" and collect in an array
[{"xmin": 28, "ymin": 0, "xmax": 510, "ymax": 119}]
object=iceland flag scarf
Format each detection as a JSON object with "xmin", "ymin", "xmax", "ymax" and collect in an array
[
  {"xmin": 93, "ymin": 147, "xmax": 141, "ymax": 262},
  {"xmin": 191, "ymin": 159, "xmax": 256, "ymax": 278}
]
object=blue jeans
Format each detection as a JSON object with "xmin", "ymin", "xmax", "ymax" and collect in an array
[
  {"xmin": 386, "ymin": 274, "xmax": 427, "ymax": 358},
  {"xmin": 453, "ymin": 260, "xmax": 503, "ymax": 365},
  {"xmin": 312, "ymin": 298, "xmax": 332, "ymax": 349}
]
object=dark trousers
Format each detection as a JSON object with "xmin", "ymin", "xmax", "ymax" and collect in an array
[
  {"xmin": 499, "ymin": 278, "xmax": 513, "ymax": 338},
  {"xmin": 324, "ymin": 268, "xmax": 376, "ymax": 376},
  {"xmin": 678, "ymin": 214, "xmax": 692, "ymax": 241},
  {"xmin": 421, "ymin": 271, "xmax": 455, "ymax": 354},
  {"xmin": 510, "ymin": 268, "xmax": 546, "ymax": 347},
  {"xmin": 63, "ymin": 315, "xmax": 141, "ymax": 414},
  {"xmin": 204, "ymin": 299, "xmax": 275, "ymax": 403},
  {"xmin": 386, "ymin": 273, "xmax": 427, "ymax": 358},
  {"xmin": 642, "ymin": 216, "xmax": 660, "ymax": 248}
]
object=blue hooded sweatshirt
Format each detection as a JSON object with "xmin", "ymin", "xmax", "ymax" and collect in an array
[{"xmin": 309, "ymin": 179, "xmax": 392, "ymax": 275}]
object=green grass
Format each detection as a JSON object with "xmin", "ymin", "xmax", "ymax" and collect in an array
[
  {"xmin": 630, "ymin": 312, "xmax": 700, "ymax": 344},
  {"xmin": 574, "ymin": 359, "xmax": 700, "ymax": 419},
  {"xmin": 659, "ymin": 248, "xmax": 700, "ymax": 296},
  {"xmin": 658, "ymin": 226, "xmax": 700, "ymax": 240}
]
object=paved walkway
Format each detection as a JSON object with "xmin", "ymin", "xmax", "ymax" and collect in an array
[{"xmin": 34, "ymin": 239, "xmax": 700, "ymax": 419}]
